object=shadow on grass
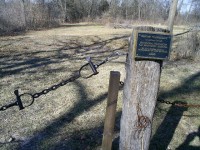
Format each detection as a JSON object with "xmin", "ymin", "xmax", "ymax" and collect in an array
[
  {"xmin": 49, "ymin": 111, "xmax": 122, "ymax": 150},
  {"xmin": 0, "ymin": 57, "xmax": 58, "ymax": 78},
  {"xmin": 150, "ymin": 71, "xmax": 200, "ymax": 149},
  {"xmin": 150, "ymin": 102, "xmax": 188, "ymax": 149},
  {"xmin": 159, "ymin": 71, "xmax": 200, "ymax": 100},
  {"xmin": 16, "ymin": 79, "xmax": 123, "ymax": 150},
  {"xmin": 16, "ymin": 80, "xmax": 106, "ymax": 150},
  {"xmin": 0, "ymin": 33, "xmax": 129, "ymax": 149},
  {"xmin": 176, "ymin": 126, "xmax": 200, "ymax": 150},
  {"xmin": 0, "ymin": 35, "xmax": 128, "ymax": 78}
]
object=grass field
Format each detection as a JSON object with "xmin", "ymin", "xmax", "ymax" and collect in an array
[{"xmin": 0, "ymin": 23, "xmax": 200, "ymax": 150}]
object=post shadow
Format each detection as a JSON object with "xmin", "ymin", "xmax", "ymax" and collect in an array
[
  {"xmin": 16, "ymin": 80, "xmax": 107, "ymax": 150},
  {"xmin": 50, "ymin": 111, "xmax": 122, "ymax": 150},
  {"xmin": 149, "ymin": 101, "xmax": 188, "ymax": 150},
  {"xmin": 176, "ymin": 126, "xmax": 200, "ymax": 150},
  {"xmin": 15, "ymin": 79, "xmax": 123, "ymax": 150}
]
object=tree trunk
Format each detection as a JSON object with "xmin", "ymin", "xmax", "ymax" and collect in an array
[
  {"xmin": 185, "ymin": 1, "xmax": 193, "ymax": 24},
  {"xmin": 119, "ymin": 26, "xmax": 169, "ymax": 150},
  {"xmin": 20, "ymin": 0, "xmax": 27, "ymax": 29},
  {"xmin": 57, "ymin": 0, "xmax": 66, "ymax": 23},
  {"xmin": 138, "ymin": 1, "xmax": 141, "ymax": 20},
  {"xmin": 167, "ymin": 0, "xmax": 178, "ymax": 33}
]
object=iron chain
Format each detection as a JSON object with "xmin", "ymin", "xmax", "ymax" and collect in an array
[
  {"xmin": 32, "ymin": 72, "xmax": 80, "ymax": 99},
  {"xmin": 95, "ymin": 51, "xmax": 127, "ymax": 68},
  {"xmin": 0, "ymin": 51, "xmax": 127, "ymax": 111},
  {"xmin": 31, "ymin": 51, "xmax": 127, "ymax": 99},
  {"xmin": 157, "ymin": 99, "xmax": 200, "ymax": 108},
  {"xmin": 157, "ymin": 99, "xmax": 174, "ymax": 105}
]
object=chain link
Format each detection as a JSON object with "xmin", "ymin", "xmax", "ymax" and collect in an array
[
  {"xmin": 1, "ymin": 49, "xmax": 200, "ymax": 111},
  {"xmin": 0, "ymin": 73, "xmax": 81, "ymax": 111},
  {"xmin": 0, "ymin": 101, "xmax": 18, "ymax": 111},
  {"xmin": 174, "ymin": 103, "xmax": 200, "ymax": 108},
  {"xmin": 157, "ymin": 99, "xmax": 200, "ymax": 108},
  {"xmin": 0, "ymin": 51, "xmax": 127, "ymax": 111},
  {"xmin": 31, "ymin": 51, "xmax": 127, "ymax": 99},
  {"xmin": 32, "ymin": 72, "xmax": 80, "ymax": 99},
  {"xmin": 95, "ymin": 51, "xmax": 127, "ymax": 68}
]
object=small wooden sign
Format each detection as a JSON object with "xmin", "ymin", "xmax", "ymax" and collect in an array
[{"xmin": 134, "ymin": 31, "xmax": 172, "ymax": 60}]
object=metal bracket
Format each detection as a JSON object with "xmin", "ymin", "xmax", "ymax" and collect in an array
[
  {"xmin": 14, "ymin": 90, "xmax": 24, "ymax": 110},
  {"xmin": 86, "ymin": 57, "xmax": 98, "ymax": 75}
]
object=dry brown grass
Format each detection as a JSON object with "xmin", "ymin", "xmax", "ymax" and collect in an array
[
  {"xmin": 0, "ymin": 23, "xmax": 200, "ymax": 150},
  {"xmin": 0, "ymin": 24, "xmax": 129, "ymax": 150},
  {"xmin": 170, "ymin": 27, "xmax": 200, "ymax": 61}
]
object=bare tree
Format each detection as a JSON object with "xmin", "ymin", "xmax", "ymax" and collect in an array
[
  {"xmin": 1, "ymin": 0, "xmax": 199, "ymax": 34},
  {"xmin": 0, "ymin": 0, "xmax": 26, "ymax": 34}
]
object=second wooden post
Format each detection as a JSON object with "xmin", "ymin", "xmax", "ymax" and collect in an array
[{"xmin": 102, "ymin": 71, "xmax": 120, "ymax": 150}]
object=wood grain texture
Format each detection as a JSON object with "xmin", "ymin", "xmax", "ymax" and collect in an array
[
  {"xmin": 102, "ymin": 71, "xmax": 120, "ymax": 150},
  {"xmin": 119, "ymin": 27, "xmax": 168, "ymax": 150}
]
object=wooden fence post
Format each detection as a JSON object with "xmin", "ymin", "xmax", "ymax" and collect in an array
[
  {"xmin": 102, "ymin": 71, "xmax": 120, "ymax": 150},
  {"xmin": 119, "ymin": 27, "xmax": 171, "ymax": 150}
]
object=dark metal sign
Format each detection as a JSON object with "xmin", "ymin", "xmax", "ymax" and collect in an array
[{"xmin": 135, "ymin": 31, "xmax": 172, "ymax": 60}]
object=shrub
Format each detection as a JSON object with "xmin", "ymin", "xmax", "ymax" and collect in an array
[{"xmin": 170, "ymin": 31, "xmax": 200, "ymax": 61}]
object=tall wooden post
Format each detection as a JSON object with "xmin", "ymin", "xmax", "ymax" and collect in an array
[
  {"xmin": 102, "ymin": 71, "xmax": 120, "ymax": 150},
  {"xmin": 119, "ymin": 0, "xmax": 178, "ymax": 149},
  {"xmin": 119, "ymin": 27, "xmax": 171, "ymax": 150},
  {"xmin": 168, "ymin": 0, "xmax": 179, "ymax": 33}
]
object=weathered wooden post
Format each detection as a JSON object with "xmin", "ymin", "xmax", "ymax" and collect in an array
[
  {"xmin": 119, "ymin": 26, "xmax": 172, "ymax": 150},
  {"xmin": 102, "ymin": 71, "xmax": 120, "ymax": 150},
  {"xmin": 119, "ymin": 0, "xmax": 178, "ymax": 149}
]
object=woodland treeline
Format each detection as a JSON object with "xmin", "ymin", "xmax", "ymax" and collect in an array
[{"xmin": 0, "ymin": 0, "xmax": 200, "ymax": 34}]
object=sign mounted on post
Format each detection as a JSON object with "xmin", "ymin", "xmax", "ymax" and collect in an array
[{"xmin": 134, "ymin": 31, "xmax": 172, "ymax": 60}]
